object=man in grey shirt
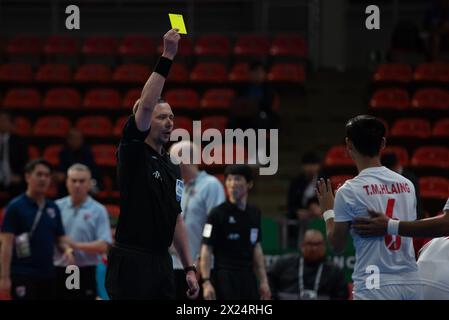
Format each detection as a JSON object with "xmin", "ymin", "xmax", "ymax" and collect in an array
[{"xmin": 169, "ymin": 141, "xmax": 225, "ymax": 299}]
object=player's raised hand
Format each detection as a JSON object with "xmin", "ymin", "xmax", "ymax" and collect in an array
[
  {"xmin": 352, "ymin": 209, "xmax": 389, "ymax": 237},
  {"xmin": 315, "ymin": 178, "xmax": 334, "ymax": 214},
  {"xmin": 162, "ymin": 28, "xmax": 181, "ymax": 60}
]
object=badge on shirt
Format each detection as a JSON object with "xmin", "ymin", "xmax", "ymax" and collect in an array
[
  {"xmin": 203, "ymin": 223, "xmax": 213, "ymax": 238},
  {"xmin": 228, "ymin": 216, "xmax": 236, "ymax": 224},
  {"xmin": 176, "ymin": 179, "xmax": 184, "ymax": 202},
  {"xmin": 250, "ymin": 228, "xmax": 259, "ymax": 244},
  {"xmin": 46, "ymin": 208, "xmax": 56, "ymax": 219}
]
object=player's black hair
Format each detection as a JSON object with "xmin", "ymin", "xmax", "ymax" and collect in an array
[
  {"xmin": 224, "ymin": 164, "xmax": 253, "ymax": 183},
  {"xmin": 345, "ymin": 115, "xmax": 386, "ymax": 157},
  {"xmin": 24, "ymin": 158, "xmax": 52, "ymax": 174}
]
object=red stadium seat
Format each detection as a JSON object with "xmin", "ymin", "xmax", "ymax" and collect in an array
[
  {"xmin": 82, "ymin": 36, "xmax": 117, "ymax": 55},
  {"xmin": 414, "ymin": 62, "xmax": 449, "ymax": 82},
  {"xmin": 84, "ymin": 89, "xmax": 121, "ymax": 109},
  {"xmin": 194, "ymin": 34, "xmax": 231, "ymax": 57},
  {"xmin": 35, "ymin": 64, "xmax": 72, "ymax": 83},
  {"xmin": 324, "ymin": 146, "xmax": 353, "ymax": 167},
  {"xmin": 0, "ymin": 63, "xmax": 33, "ymax": 82},
  {"xmin": 201, "ymin": 89, "xmax": 235, "ymax": 110},
  {"xmin": 43, "ymin": 35, "xmax": 79, "ymax": 56},
  {"xmin": 118, "ymin": 35, "xmax": 155, "ymax": 56},
  {"xmin": 268, "ymin": 63, "xmax": 305, "ymax": 82},
  {"xmin": 164, "ymin": 89, "xmax": 200, "ymax": 110},
  {"xmin": 42, "ymin": 144, "xmax": 63, "ymax": 166},
  {"xmin": 270, "ymin": 34, "xmax": 307, "ymax": 58},
  {"xmin": 373, "ymin": 63, "xmax": 413, "ymax": 83},
  {"xmin": 123, "ymin": 89, "xmax": 141, "ymax": 109},
  {"xmin": 113, "ymin": 64, "xmax": 150, "ymax": 83},
  {"xmin": 419, "ymin": 177, "xmax": 449, "ymax": 200},
  {"xmin": 201, "ymin": 116, "xmax": 228, "ymax": 134},
  {"xmin": 173, "ymin": 116, "xmax": 193, "ymax": 134},
  {"xmin": 158, "ymin": 37, "xmax": 193, "ymax": 57},
  {"xmin": 411, "ymin": 88, "xmax": 449, "ymax": 110},
  {"xmin": 190, "ymin": 62, "xmax": 227, "ymax": 82},
  {"xmin": 6, "ymin": 35, "xmax": 42, "ymax": 55},
  {"xmin": 105, "ymin": 204, "xmax": 120, "ymax": 218},
  {"xmin": 28, "ymin": 145, "xmax": 40, "ymax": 160},
  {"xmin": 369, "ymin": 88, "xmax": 410, "ymax": 110},
  {"xmin": 76, "ymin": 116, "xmax": 113, "ymax": 137},
  {"xmin": 43, "ymin": 88, "xmax": 81, "ymax": 109},
  {"xmin": 411, "ymin": 147, "xmax": 449, "ymax": 169},
  {"xmin": 33, "ymin": 116, "xmax": 71, "ymax": 137},
  {"xmin": 74, "ymin": 64, "xmax": 112, "ymax": 83},
  {"xmin": 113, "ymin": 116, "xmax": 129, "ymax": 137},
  {"xmin": 167, "ymin": 63, "xmax": 189, "ymax": 82},
  {"xmin": 92, "ymin": 144, "xmax": 117, "ymax": 167},
  {"xmin": 234, "ymin": 35, "xmax": 270, "ymax": 56},
  {"xmin": 330, "ymin": 175, "xmax": 353, "ymax": 190},
  {"xmin": 13, "ymin": 116, "xmax": 32, "ymax": 136},
  {"xmin": 229, "ymin": 62, "xmax": 250, "ymax": 82},
  {"xmin": 432, "ymin": 118, "xmax": 449, "ymax": 137},
  {"xmin": 381, "ymin": 146, "xmax": 409, "ymax": 167},
  {"xmin": 390, "ymin": 118, "xmax": 431, "ymax": 138},
  {"xmin": 3, "ymin": 88, "xmax": 41, "ymax": 109}
]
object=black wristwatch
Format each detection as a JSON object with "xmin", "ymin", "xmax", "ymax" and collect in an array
[{"xmin": 184, "ymin": 265, "xmax": 197, "ymax": 274}]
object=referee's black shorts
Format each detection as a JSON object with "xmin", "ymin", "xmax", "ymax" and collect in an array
[
  {"xmin": 213, "ymin": 268, "xmax": 259, "ymax": 300},
  {"xmin": 105, "ymin": 244, "xmax": 175, "ymax": 300}
]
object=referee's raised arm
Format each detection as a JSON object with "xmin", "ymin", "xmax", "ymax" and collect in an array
[{"xmin": 134, "ymin": 29, "xmax": 180, "ymax": 132}]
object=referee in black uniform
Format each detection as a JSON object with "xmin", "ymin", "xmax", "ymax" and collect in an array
[
  {"xmin": 105, "ymin": 29, "xmax": 199, "ymax": 300},
  {"xmin": 199, "ymin": 165, "xmax": 271, "ymax": 300}
]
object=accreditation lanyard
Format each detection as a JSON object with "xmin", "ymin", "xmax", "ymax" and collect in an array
[{"xmin": 298, "ymin": 257, "xmax": 323, "ymax": 296}]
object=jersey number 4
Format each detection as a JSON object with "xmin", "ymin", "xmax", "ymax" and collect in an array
[{"xmin": 384, "ymin": 198, "xmax": 402, "ymax": 251}]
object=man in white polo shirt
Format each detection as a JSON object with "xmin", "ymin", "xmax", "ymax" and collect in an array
[
  {"xmin": 316, "ymin": 115, "xmax": 422, "ymax": 300},
  {"xmin": 53, "ymin": 163, "xmax": 112, "ymax": 300}
]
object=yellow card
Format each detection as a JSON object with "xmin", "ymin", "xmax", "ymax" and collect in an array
[{"xmin": 168, "ymin": 13, "xmax": 187, "ymax": 34}]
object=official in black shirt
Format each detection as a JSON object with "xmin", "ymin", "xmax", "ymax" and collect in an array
[
  {"xmin": 200, "ymin": 165, "xmax": 271, "ymax": 300},
  {"xmin": 105, "ymin": 29, "xmax": 199, "ymax": 300}
]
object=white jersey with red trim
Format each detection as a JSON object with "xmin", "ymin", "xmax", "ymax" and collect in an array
[{"xmin": 333, "ymin": 166, "xmax": 420, "ymax": 293}]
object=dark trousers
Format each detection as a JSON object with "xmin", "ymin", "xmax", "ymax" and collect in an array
[
  {"xmin": 53, "ymin": 266, "xmax": 97, "ymax": 300},
  {"xmin": 11, "ymin": 275, "xmax": 54, "ymax": 300},
  {"xmin": 213, "ymin": 268, "xmax": 259, "ymax": 300},
  {"xmin": 105, "ymin": 245, "xmax": 175, "ymax": 300}
]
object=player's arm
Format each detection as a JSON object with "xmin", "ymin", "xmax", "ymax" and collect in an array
[
  {"xmin": 134, "ymin": 29, "xmax": 180, "ymax": 132},
  {"xmin": 353, "ymin": 209, "xmax": 449, "ymax": 238},
  {"xmin": 253, "ymin": 243, "xmax": 271, "ymax": 300},
  {"xmin": 199, "ymin": 244, "xmax": 216, "ymax": 300},
  {"xmin": 316, "ymin": 178, "xmax": 350, "ymax": 253}
]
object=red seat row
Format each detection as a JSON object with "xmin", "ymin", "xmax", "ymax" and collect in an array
[
  {"xmin": 324, "ymin": 145, "xmax": 449, "ymax": 169},
  {"xmin": 387, "ymin": 118, "xmax": 449, "ymax": 138},
  {"xmin": 4, "ymin": 34, "xmax": 307, "ymax": 58},
  {"xmin": 370, "ymin": 88, "xmax": 449, "ymax": 110},
  {"xmin": 13, "ymin": 115, "xmax": 229, "ymax": 138},
  {"xmin": 0, "ymin": 62, "xmax": 305, "ymax": 84},
  {"xmin": 373, "ymin": 62, "xmax": 449, "ymax": 83}
]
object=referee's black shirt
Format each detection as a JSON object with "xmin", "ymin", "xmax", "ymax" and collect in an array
[
  {"xmin": 202, "ymin": 201, "xmax": 262, "ymax": 270},
  {"xmin": 115, "ymin": 115, "xmax": 182, "ymax": 253}
]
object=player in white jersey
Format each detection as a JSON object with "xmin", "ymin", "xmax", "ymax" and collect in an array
[{"xmin": 316, "ymin": 115, "xmax": 422, "ymax": 300}]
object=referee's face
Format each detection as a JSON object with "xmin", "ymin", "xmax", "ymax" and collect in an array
[{"xmin": 149, "ymin": 103, "xmax": 174, "ymax": 145}]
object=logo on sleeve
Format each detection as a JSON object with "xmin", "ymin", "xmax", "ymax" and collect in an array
[
  {"xmin": 250, "ymin": 228, "xmax": 259, "ymax": 244},
  {"xmin": 203, "ymin": 224, "xmax": 213, "ymax": 238},
  {"xmin": 176, "ymin": 179, "xmax": 184, "ymax": 202}
]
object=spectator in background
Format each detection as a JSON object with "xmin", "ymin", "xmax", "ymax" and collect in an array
[
  {"xmin": 0, "ymin": 159, "xmax": 74, "ymax": 300},
  {"xmin": 425, "ymin": 0, "xmax": 449, "ymax": 60},
  {"xmin": 0, "ymin": 111, "xmax": 28, "ymax": 198},
  {"xmin": 268, "ymin": 229, "xmax": 348, "ymax": 300},
  {"xmin": 381, "ymin": 153, "xmax": 423, "ymax": 219},
  {"xmin": 169, "ymin": 141, "xmax": 225, "ymax": 300},
  {"xmin": 287, "ymin": 152, "xmax": 323, "ymax": 247},
  {"xmin": 200, "ymin": 165, "xmax": 271, "ymax": 300},
  {"xmin": 53, "ymin": 163, "xmax": 112, "ymax": 300},
  {"xmin": 55, "ymin": 129, "xmax": 100, "ymax": 196},
  {"xmin": 230, "ymin": 61, "xmax": 279, "ymax": 130}
]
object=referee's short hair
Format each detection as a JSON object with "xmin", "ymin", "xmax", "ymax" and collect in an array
[
  {"xmin": 345, "ymin": 115, "xmax": 386, "ymax": 157},
  {"xmin": 67, "ymin": 163, "xmax": 92, "ymax": 177},
  {"xmin": 224, "ymin": 164, "xmax": 253, "ymax": 183},
  {"xmin": 24, "ymin": 158, "xmax": 52, "ymax": 174}
]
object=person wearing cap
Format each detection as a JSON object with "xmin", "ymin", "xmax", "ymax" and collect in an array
[{"xmin": 200, "ymin": 165, "xmax": 271, "ymax": 300}]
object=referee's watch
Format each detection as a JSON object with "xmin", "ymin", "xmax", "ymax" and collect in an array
[{"xmin": 184, "ymin": 265, "xmax": 197, "ymax": 274}]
